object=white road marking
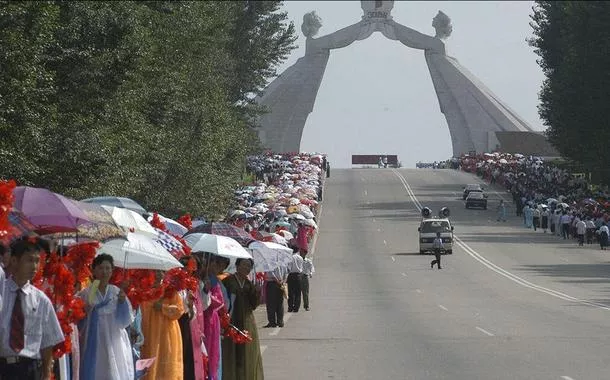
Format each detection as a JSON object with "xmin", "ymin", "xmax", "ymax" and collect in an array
[
  {"xmin": 377, "ymin": 228, "xmax": 381, "ymax": 232},
  {"xmin": 373, "ymin": 218, "xmax": 376, "ymax": 222},
  {"xmin": 391, "ymin": 169, "xmax": 610, "ymax": 312},
  {"xmin": 364, "ymin": 190, "xmax": 368, "ymax": 196},
  {"xmin": 383, "ymin": 239, "xmax": 387, "ymax": 245},
  {"xmin": 476, "ymin": 326, "xmax": 495, "ymax": 336},
  {"xmin": 561, "ymin": 376, "xmax": 575, "ymax": 380},
  {"xmin": 401, "ymin": 272, "xmax": 407, "ymax": 277},
  {"xmin": 415, "ymin": 289, "xmax": 422, "ymax": 293},
  {"xmin": 261, "ymin": 345, "xmax": 268, "ymax": 354},
  {"xmin": 438, "ymin": 304, "xmax": 448, "ymax": 311},
  {"xmin": 269, "ymin": 312, "xmax": 292, "ymax": 336},
  {"xmin": 391, "ymin": 256, "xmax": 395, "ymax": 262}
]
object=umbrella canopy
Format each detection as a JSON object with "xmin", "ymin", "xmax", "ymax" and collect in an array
[
  {"xmin": 102, "ymin": 206, "xmax": 157, "ymax": 238},
  {"xmin": 98, "ymin": 233, "xmax": 183, "ymax": 271},
  {"xmin": 154, "ymin": 228, "xmax": 187, "ymax": 259},
  {"xmin": 247, "ymin": 240, "xmax": 293, "ymax": 272},
  {"xmin": 13, "ymin": 186, "xmax": 92, "ymax": 234},
  {"xmin": 0, "ymin": 210, "xmax": 36, "ymax": 244},
  {"xmin": 49, "ymin": 201, "xmax": 126, "ymax": 242},
  {"xmin": 186, "ymin": 222, "xmax": 254, "ymax": 247},
  {"xmin": 147, "ymin": 214, "xmax": 188, "ymax": 237},
  {"xmin": 275, "ymin": 230, "xmax": 294, "ymax": 241},
  {"xmin": 184, "ymin": 233, "xmax": 251, "ymax": 259},
  {"xmin": 81, "ymin": 196, "xmax": 147, "ymax": 215}
]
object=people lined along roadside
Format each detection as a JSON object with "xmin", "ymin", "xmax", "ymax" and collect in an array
[
  {"xmin": 0, "ymin": 152, "xmax": 325, "ymax": 379},
  {"xmin": 457, "ymin": 152, "xmax": 610, "ymax": 249}
]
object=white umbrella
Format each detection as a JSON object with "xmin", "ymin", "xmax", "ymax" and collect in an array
[
  {"xmin": 302, "ymin": 219, "xmax": 318, "ymax": 229},
  {"xmin": 275, "ymin": 230, "xmax": 294, "ymax": 240},
  {"xmin": 98, "ymin": 233, "xmax": 183, "ymax": 271},
  {"xmin": 248, "ymin": 241, "xmax": 293, "ymax": 272},
  {"xmin": 288, "ymin": 213, "xmax": 305, "ymax": 220},
  {"xmin": 184, "ymin": 233, "xmax": 252, "ymax": 259},
  {"xmin": 148, "ymin": 213, "xmax": 188, "ymax": 236},
  {"xmin": 102, "ymin": 205, "xmax": 157, "ymax": 238}
]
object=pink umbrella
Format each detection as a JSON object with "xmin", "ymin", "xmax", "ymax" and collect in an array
[{"xmin": 13, "ymin": 186, "xmax": 92, "ymax": 234}]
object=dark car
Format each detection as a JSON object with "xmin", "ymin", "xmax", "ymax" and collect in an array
[
  {"xmin": 463, "ymin": 184, "xmax": 483, "ymax": 200},
  {"xmin": 465, "ymin": 191, "xmax": 487, "ymax": 209}
]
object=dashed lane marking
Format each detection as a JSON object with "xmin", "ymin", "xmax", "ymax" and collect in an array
[
  {"xmin": 476, "ymin": 326, "xmax": 495, "ymax": 336},
  {"xmin": 391, "ymin": 256, "xmax": 395, "ymax": 262},
  {"xmin": 438, "ymin": 305, "xmax": 448, "ymax": 311}
]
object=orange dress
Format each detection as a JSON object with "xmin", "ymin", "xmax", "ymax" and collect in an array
[{"xmin": 141, "ymin": 292, "xmax": 185, "ymax": 380}]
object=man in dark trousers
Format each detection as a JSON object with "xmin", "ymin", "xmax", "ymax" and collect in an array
[
  {"xmin": 300, "ymin": 249, "xmax": 315, "ymax": 311},
  {"xmin": 264, "ymin": 265, "xmax": 288, "ymax": 327},
  {"xmin": 287, "ymin": 245, "xmax": 304, "ymax": 312},
  {"xmin": 430, "ymin": 232, "xmax": 444, "ymax": 270}
]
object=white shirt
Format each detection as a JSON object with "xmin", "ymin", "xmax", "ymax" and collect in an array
[
  {"xmin": 289, "ymin": 254, "xmax": 304, "ymax": 274},
  {"xmin": 586, "ymin": 220, "xmax": 596, "ymax": 229},
  {"xmin": 302, "ymin": 257, "xmax": 315, "ymax": 277},
  {"xmin": 576, "ymin": 220, "xmax": 587, "ymax": 235},
  {"xmin": 0, "ymin": 279, "xmax": 64, "ymax": 359},
  {"xmin": 265, "ymin": 265, "xmax": 288, "ymax": 283}
]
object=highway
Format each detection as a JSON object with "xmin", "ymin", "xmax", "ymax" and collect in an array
[{"xmin": 259, "ymin": 168, "xmax": 610, "ymax": 380}]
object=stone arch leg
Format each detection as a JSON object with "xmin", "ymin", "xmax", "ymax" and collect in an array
[{"xmin": 256, "ymin": 51, "xmax": 330, "ymax": 153}]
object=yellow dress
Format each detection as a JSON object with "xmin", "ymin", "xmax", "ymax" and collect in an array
[{"xmin": 141, "ymin": 292, "xmax": 185, "ymax": 380}]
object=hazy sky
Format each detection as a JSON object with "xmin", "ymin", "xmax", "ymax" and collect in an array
[{"xmin": 275, "ymin": 1, "xmax": 545, "ymax": 168}]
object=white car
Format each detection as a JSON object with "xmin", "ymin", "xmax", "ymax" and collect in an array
[{"xmin": 418, "ymin": 218, "xmax": 454, "ymax": 254}]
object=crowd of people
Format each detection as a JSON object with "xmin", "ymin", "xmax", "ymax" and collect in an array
[
  {"xmin": 0, "ymin": 151, "xmax": 327, "ymax": 380},
  {"xmin": 459, "ymin": 152, "xmax": 610, "ymax": 249}
]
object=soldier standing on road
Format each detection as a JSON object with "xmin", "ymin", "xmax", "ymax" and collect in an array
[{"xmin": 430, "ymin": 232, "xmax": 444, "ymax": 270}]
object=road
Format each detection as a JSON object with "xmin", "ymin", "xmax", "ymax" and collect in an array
[{"xmin": 258, "ymin": 168, "xmax": 610, "ymax": 380}]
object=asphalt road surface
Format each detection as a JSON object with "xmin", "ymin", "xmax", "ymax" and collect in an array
[{"xmin": 258, "ymin": 168, "xmax": 610, "ymax": 380}]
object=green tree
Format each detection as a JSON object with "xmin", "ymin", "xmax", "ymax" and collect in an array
[{"xmin": 529, "ymin": 1, "xmax": 610, "ymax": 184}]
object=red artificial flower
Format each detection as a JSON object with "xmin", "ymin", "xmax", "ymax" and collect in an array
[
  {"xmin": 150, "ymin": 212, "xmax": 168, "ymax": 232},
  {"xmin": 0, "ymin": 180, "xmax": 16, "ymax": 238},
  {"xmin": 177, "ymin": 213, "xmax": 193, "ymax": 230}
]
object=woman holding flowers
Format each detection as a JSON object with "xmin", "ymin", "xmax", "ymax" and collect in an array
[{"xmin": 77, "ymin": 254, "xmax": 134, "ymax": 380}]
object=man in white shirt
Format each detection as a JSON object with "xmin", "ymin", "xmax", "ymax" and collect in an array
[
  {"xmin": 576, "ymin": 218, "xmax": 587, "ymax": 246},
  {"xmin": 300, "ymin": 249, "xmax": 315, "ymax": 311},
  {"xmin": 287, "ymin": 248, "xmax": 304, "ymax": 312},
  {"xmin": 264, "ymin": 265, "xmax": 288, "ymax": 327},
  {"xmin": 0, "ymin": 237, "xmax": 64, "ymax": 380}
]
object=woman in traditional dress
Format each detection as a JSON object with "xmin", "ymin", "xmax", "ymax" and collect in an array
[
  {"xmin": 141, "ymin": 270, "xmax": 185, "ymax": 380},
  {"xmin": 178, "ymin": 255, "xmax": 210, "ymax": 380},
  {"xmin": 201, "ymin": 253, "xmax": 230, "ymax": 380},
  {"xmin": 222, "ymin": 258, "xmax": 264, "ymax": 380},
  {"xmin": 77, "ymin": 254, "xmax": 135, "ymax": 380}
]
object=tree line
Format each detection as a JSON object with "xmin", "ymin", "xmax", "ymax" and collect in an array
[
  {"xmin": 529, "ymin": 1, "xmax": 610, "ymax": 186},
  {"xmin": 0, "ymin": 0, "xmax": 297, "ymax": 218}
]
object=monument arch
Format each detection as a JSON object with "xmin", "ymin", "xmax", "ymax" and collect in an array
[{"xmin": 255, "ymin": 1, "xmax": 535, "ymax": 156}]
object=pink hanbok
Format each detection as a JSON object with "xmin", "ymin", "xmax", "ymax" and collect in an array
[
  {"xmin": 203, "ymin": 279, "xmax": 225, "ymax": 380},
  {"xmin": 191, "ymin": 283, "xmax": 210, "ymax": 380}
]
